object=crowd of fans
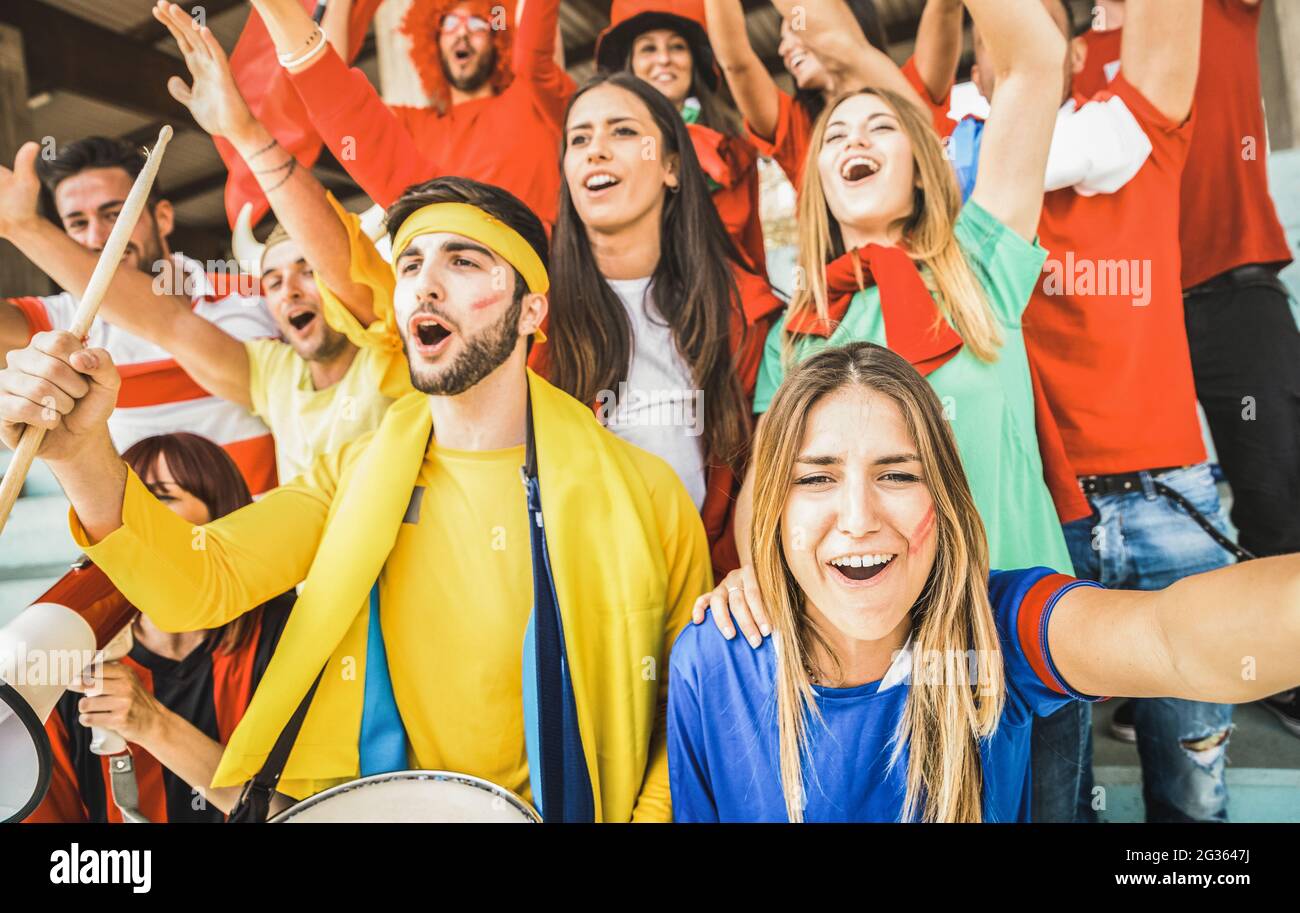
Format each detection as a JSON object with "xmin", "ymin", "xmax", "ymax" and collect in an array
[{"xmin": 0, "ymin": 0, "xmax": 1296, "ymax": 823}]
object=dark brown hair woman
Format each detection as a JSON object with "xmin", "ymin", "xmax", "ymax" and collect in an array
[{"xmin": 24, "ymin": 433, "xmax": 294, "ymax": 823}]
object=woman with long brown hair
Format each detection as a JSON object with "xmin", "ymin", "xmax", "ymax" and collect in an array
[
  {"xmin": 24, "ymin": 433, "xmax": 294, "ymax": 823},
  {"xmin": 668, "ymin": 342, "xmax": 1300, "ymax": 821},
  {"xmin": 539, "ymin": 70, "xmax": 783, "ymax": 576}
]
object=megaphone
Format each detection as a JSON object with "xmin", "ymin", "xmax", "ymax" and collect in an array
[{"xmin": 0, "ymin": 558, "xmax": 134, "ymax": 823}]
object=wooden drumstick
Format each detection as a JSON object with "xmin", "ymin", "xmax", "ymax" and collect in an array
[{"xmin": 0, "ymin": 125, "xmax": 173, "ymax": 538}]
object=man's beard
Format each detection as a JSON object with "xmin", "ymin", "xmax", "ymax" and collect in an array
[
  {"xmin": 129, "ymin": 219, "xmax": 166, "ymax": 274},
  {"xmin": 403, "ymin": 296, "xmax": 521, "ymax": 396},
  {"xmin": 439, "ymin": 41, "xmax": 497, "ymax": 93},
  {"xmin": 295, "ymin": 324, "xmax": 351, "ymax": 365}
]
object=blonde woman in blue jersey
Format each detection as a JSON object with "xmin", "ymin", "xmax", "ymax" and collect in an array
[{"xmin": 669, "ymin": 342, "xmax": 1300, "ymax": 822}]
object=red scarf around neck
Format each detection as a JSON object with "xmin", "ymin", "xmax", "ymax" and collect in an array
[{"xmin": 785, "ymin": 244, "xmax": 963, "ymax": 377}]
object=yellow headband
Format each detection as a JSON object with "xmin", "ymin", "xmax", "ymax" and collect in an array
[{"xmin": 390, "ymin": 202, "xmax": 549, "ymax": 295}]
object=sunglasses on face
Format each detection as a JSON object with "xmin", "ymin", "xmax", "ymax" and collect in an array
[{"xmin": 440, "ymin": 13, "xmax": 491, "ymax": 34}]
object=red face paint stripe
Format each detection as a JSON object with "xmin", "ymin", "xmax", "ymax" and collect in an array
[{"xmin": 910, "ymin": 506, "xmax": 936, "ymax": 548}]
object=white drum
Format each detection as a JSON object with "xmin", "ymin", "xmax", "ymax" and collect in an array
[{"xmin": 270, "ymin": 770, "xmax": 540, "ymax": 823}]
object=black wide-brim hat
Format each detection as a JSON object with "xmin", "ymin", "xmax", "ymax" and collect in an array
[{"xmin": 594, "ymin": 3, "xmax": 721, "ymax": 92}]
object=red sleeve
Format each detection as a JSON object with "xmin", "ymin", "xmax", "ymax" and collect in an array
[
  {"xmin": 1014, "ymin": 572, "xmax": 1104, "ymax": 701},
  {"xmin": 1103, "ymin": 73, "xmax": 1195, "ymax": 174},
  {"xmin": 901, "ymin": 55, "xmax": 956, "ymax": 139},
  {"xmin": 6, "ymin": 296, "xmax": 52, "ymax": 335},
  {"xmin": 22, "ymin": 714, "xmax": 90, "ymax": 823},
  {"xmin": 744, "ymin": 90, "xmax": 811, "ymax": 189},
  {"xmin": 287, "ymin": 44, "xmax": 439, "ymax": 208},
  {"xmin": 511, "ymin": 0, "xmax": 575, "ymax": 115}
]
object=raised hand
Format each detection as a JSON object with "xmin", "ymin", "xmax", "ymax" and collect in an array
[
  {"xmin": 0, "ymin": 141, "xmax": 42, "ymax": 239},
  {"xmin": 152, "ymin": 1, "xmax": 256, "ymax": 141}
]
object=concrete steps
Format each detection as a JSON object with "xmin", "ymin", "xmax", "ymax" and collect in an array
[{"xmin": 1093, "ymin": 698, "xmax": 1300, "ymax": 822}]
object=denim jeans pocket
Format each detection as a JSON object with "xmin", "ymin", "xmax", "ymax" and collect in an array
[{"xmin": 1157, "ymin": 463, "xmax": 1225, "ymax": 530}]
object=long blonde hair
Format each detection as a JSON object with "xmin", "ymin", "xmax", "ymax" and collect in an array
[
  {"xmin": 751, "ymin": 342, "xmax": 1005, "ymax": 822},
  {"xmin": 787, "ymin": 88, "xmax": 1002, "ymax": 364}
]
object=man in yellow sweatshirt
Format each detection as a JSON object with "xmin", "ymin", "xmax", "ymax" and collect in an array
[{"xmin": 0, "ymin": 176, "xmax": 711, "ymax": 822}]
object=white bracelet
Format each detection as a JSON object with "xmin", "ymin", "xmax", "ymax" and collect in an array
[{"xmin": 278, "ymin": 29, "xmax": 327, "ymax": 69}]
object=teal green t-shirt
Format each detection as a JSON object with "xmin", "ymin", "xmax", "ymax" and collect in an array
[{"xmin": 754, "ymin": 201, "xmax": 1073, "ymax": 574}]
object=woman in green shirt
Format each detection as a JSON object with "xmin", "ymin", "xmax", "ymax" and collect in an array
[{"xmin": 713, "ymin": 0, "xmax": 1073, "ymax": 641}]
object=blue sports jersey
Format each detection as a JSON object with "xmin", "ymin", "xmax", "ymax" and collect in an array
[{"xmin": 667, "ymin": 567, "xmax": 1103, "ymax": 822}]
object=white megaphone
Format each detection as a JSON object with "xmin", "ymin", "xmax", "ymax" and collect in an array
[{"xmin": 0, "ymin": 558, "xmax": 135, "ymax": 822}]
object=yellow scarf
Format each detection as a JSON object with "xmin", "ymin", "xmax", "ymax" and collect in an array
[{"xmin": 209, "ymin": 195, "xmax": 709, "ymax": 818}]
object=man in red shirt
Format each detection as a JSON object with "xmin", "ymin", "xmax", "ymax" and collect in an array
[
  {"xmin": 1073, "ymin": 0, "xmax": 1300, "ymax": 740},
  {"xmin": 975, "ymin": 0, "xmax": 1239, "ymax": 823},
  {"xmin": 247, "ymin": 0, "xmax": 574, "ymax": 228}
]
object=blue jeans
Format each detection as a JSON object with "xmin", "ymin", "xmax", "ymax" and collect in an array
[{"xmin": 1043, "ymin": 463, "xmax": 1236, "ymax": 823}]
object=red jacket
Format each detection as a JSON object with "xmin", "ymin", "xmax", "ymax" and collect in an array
[
  {"xmin": 25, "ymin": 599, "xmax": 292, "ymax": 823},
  {"xmin": 689, "ymin": 123, "xmax": 767, "ymax": 276}
]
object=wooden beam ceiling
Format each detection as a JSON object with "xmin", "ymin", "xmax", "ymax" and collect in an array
[{"xmin": 0, "ymin": 3, "xmax": 190, "ymax": 122}]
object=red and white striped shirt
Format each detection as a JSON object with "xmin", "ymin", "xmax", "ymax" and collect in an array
[{"xmin": 7, "ymin": 254, "xmax": 281, "ymax": 494}]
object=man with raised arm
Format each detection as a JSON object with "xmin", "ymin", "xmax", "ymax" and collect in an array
[{"xmin": 242, "ymin": 0, "xmax": 573, "ymax": 227}]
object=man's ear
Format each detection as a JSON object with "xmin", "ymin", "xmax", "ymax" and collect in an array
[
  {"xmin": 1068, "ymin": 36, "xmax": 1088, "ymax": 78},
  {"xmin": 152, "ymin": 199, "xmax": 175, "ymax": 243},
  {"xmin": 519, "ymin": 290, "xmax": 548, "ymax": 337}
]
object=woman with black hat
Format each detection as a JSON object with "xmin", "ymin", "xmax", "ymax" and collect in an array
[{"xmin": 595, "ymin": 0, "xmax": 768, "ymax": 276}]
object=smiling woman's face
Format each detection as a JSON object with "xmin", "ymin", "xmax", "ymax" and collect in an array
[
  {"xmin": 781, "ymin": 385, "xmax": 937, "ymax": 644},
  {"xmin": 816, "ymin": 93, "xmax": 917, "ymax": 248},
  {"xmin": 778, "ymin": 18, "xmax": 830, "ymax": 92},
  {"xmin": 629, "ymin": 28, "xmax": 694, "ymax": 109},
  {"xmin": 564, "ymin": 83, "xmax": 679, "ymax": 235}
]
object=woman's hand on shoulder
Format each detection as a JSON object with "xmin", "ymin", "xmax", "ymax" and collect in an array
[{"xmin": 691, "ymin": 565, "xmax": 771, "ymax": 649}]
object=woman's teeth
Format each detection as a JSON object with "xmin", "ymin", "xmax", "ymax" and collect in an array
[
  {"xmin": 830, "ymin": 553, "xmax": 894, "ymax": 568},
  {"xmin": 585, "ymin": 173, "xmax": 619, "ymax": 190},
  {"xmin": 829, "ymin": 553, "xmax": 896, "ymax": 582},
  {"xmin": 841, "ymin": 156, "xmax": 881, "ymax": 182}
]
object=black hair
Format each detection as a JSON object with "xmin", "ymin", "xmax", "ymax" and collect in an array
[
  {"xmin": 35, "ymin": 136, "xmax": 164, "ymax": 210},
  {"xmin": 548, "ymin": 72, "xmax": 752, "ymax": 474}
]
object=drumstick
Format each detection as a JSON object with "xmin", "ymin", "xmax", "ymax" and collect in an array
[{"xmin": 0, "ymin": 125, "xmax": 174, "ymax": 539}]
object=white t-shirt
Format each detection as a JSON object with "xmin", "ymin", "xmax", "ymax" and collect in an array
[{"xmin": 597, "ymin": 277, "xmax": 707, "ymax": 510}]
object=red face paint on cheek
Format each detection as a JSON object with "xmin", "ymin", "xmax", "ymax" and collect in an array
[
  {"xmin": 910, "ymin": 506, "xmax": 935, "ymax": 549},
  {"xmin": 469, "ymin": 294, "xmax": 498, "ymax": 312}
]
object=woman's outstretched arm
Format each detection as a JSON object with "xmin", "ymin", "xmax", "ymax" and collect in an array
[{"xmin": 1049, "ymin": 555, "xmax": 1300, "ymax": 703}]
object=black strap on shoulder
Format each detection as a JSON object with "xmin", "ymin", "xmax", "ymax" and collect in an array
[
  {"xmin": 227, "ymin": 667, "xmax": 325, "ymax": 823},
  {"xmin": 524, "ymin": 387, "xmax": 538, "ymax": 479}
]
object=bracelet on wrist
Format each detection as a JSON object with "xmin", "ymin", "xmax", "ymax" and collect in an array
[{"xmin": 277, "ymin": 28, "xmax": 327, "ymax": 69}]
